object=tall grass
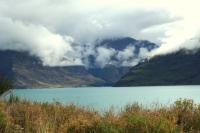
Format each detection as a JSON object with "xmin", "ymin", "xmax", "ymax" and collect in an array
[{"xmin": 0, "ymin": 97, "xmax": 200, "ymax": 133}]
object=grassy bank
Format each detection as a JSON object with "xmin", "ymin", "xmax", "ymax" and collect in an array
[{"xmin": 1, "ymin": 97, "xmax": 200, "ymax": 133}]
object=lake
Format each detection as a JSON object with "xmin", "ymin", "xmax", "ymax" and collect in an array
[{"xmin": 6, "ymin": 86, "xmax": 200, "ymax": 111}]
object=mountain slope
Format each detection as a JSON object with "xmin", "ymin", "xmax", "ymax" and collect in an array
[
  {"xmin": 115, "ymin": 50, "xmax": 200, "ymax": 86},
  {"xmin": 88, "ymin": 65, "xmax": 130, "ymax": 85}
]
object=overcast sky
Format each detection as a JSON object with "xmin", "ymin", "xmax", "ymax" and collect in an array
[{"xmin": 0, "ymin": 0, "xmax": 199, "ymax": 66}]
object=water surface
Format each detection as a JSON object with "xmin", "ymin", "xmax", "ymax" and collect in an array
[{"xmin": 7, "ymin": 86, "xmax": 200, "ymax": 111}]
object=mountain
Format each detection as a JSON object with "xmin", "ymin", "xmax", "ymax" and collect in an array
[
  {"xmin": 98, "ymin": 37, "xmax": 156, "ymax": 51},
  {"xmin": 0, "ymin": 37, "xmax": 157, "ymax": 88},
  {"xmin": 115, "ymin": 49, "xmax": 200, "ymax": 86},
  {"xmin": 87, "ymin": 37, "xmax": 157, "ymax": 84},
  {"xmin": 0, "ymin": 51, "xmax": 105, "ymax": 88}
]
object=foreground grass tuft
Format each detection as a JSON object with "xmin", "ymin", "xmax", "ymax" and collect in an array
[{"xmin": 1, "ymin": 97, "xmax": 200, "ymax": 133}]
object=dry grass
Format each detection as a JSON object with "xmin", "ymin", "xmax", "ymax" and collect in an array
[{"xmin": 0, "ymin": 97, "xmax": 200, "ymax": 133}]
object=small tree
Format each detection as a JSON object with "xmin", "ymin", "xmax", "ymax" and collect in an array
[{"xmin": 0, "ymin": 76, "xmax": 12, "ymax": 95}]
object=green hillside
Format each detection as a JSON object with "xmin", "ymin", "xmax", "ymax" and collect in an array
[{"xmin": 115, "ymin": 50, "xmax": 200, "ymax": 86}]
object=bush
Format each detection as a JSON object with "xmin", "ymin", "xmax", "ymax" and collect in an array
[
  {"xmin": 121, "ymin": 114, "xmax": 179, "ymax": 133},
  {"xmin": 172, "ymin": 99, "xmax": 200, "ymax": 132}
]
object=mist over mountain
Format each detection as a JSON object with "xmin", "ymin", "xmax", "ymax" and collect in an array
[
  {"xmin": 0, "ymin": 37, "xmax": 157, "ymax": 88},
  {"xmin": 84, "ymin": 37, "xmax": 157, "ymax": 68}
]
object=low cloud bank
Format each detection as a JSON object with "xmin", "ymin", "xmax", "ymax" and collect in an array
[{"xmin": 0, "ymin": 0, "xmax": 199, "ymax": 67}]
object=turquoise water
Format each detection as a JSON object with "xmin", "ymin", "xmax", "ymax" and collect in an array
[{"xmin": 7, "ymin": 86, "xmax": 200, "ymax": 111}]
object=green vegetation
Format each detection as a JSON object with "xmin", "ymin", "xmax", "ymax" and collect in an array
[
  {"xmin": 0, "ymin": 76, "xmax": 12, "ymax": 95},
  {"xmin": 1, "ymin": 97, "xmax": 200, "ymax": 133}
]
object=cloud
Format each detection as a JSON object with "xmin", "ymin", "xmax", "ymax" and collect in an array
[
  {"xmin": 0, "ymin": 0, "xmax": 178, "ymax": 43},
  {"xmin": 84, "ymin": 44, "xmax": 152, "ymax": 68},
  {"xmin": 116, "ymin": 46, "xmax": 153, "ymax": 66},
  {"xmin": 0, "ymin": 17, "xmax": 82, "ymax": 66},
  {"xmin": 95, "ymin": 47, "xmax": 116, "ymax": 68},
  {"xmin": 116, "ymin": 45, "xmax": 135, "ymax": 61},
  {"xmin": 0, "ymin": 0, "xmax": 199, "ymax": 66},
  {"xmin": 149, "ymin": 0, "xmax": 200, "ymax": 57}
]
